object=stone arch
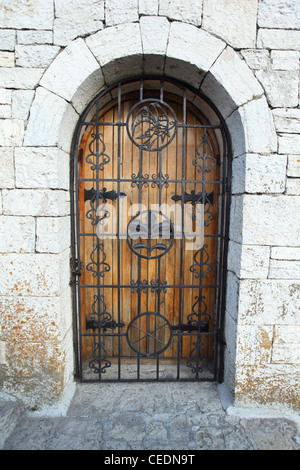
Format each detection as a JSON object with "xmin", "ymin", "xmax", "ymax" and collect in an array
[{"xmin": 23, "ymin": 19, "xmax": 277, "ymax": 402}]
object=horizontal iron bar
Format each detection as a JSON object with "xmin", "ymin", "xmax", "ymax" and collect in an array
[
  {"xmin": 78, "ymin": 284, "xmax": 220, "ymax": 289},
  {"xmin": 81, "ymin": 121, "xmax": 222, "ymax": 129},
  {"xmin": 79, "ymin": 178, "xmax": 224, "ymax": 184},
  {"xmin": 79, "ymin": 377, "xmax": 215, "ymax": 383}
]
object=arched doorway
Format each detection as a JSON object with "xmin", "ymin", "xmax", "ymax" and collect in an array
[{"xmin": 71, "ymin": 76, "xmax": 231, "ymax": 382}]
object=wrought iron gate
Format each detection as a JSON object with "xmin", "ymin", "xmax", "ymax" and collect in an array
[{"xmin": 71, "ymin": 77, "xmax": 231, "ymax": 383}]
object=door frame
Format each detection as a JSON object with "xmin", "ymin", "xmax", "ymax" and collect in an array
[{"xmin": 70, "ymin": 76, "xmax": 232, "ymax": 383}]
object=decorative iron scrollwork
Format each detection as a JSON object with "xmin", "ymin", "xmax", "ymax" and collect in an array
[
  {"xmin": 86, "ymin": 242, "xmax": 110, "ymax": 278},
  {"xmin": 85, "ymin": 132, "xmax": 110, "ymax": 171},
  {"xmin": 127, "ymin": 210, "xmax": 174, "ymax": 260},
  {"xmin": 190, "ymin": 244, "xmax": 213, "ymax": 279},
  {"xmin": 193, "ymin": 132, "xmax": 216, "ymax": 174},
  {"xmin": 126, "ymin": 99, "xmax": 177, "ymax": 151}
]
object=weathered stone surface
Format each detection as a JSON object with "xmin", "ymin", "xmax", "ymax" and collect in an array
[
  {"xmin": 167, "ymin": 22, "xmax": 225, "ymax": 73},
  {"xmin": 286, "ymin": 178, "xmax": 300, "ymax": 195},
  {"xmin": 271, "ymin": 246, "xmax": 300, "ymax": 260},
  {"xmin": 0, "ymin": 105, "xmax": 11, "ymax": 119},
  {"xmin": 0, "ymin": 148, "xmax": 14, "ymax": 190},
  {"xmin": 238, "ymin": 279, "xmax": 300, "ymax": 325},
  {"xmin": 0, "ymin": 67, "xmax": 44, "ymax": 90},
  {"xmin": 15, "ymin": 45, "xmax": 60, "ymax": 68},
  {"xmin": 272, "ymin": 326, "xmax": 300, "ymax": 364},
  {"xmin": 257, "ymin": 28, "xmax": 300, "ymax": 50},
  {"xmin": 11, "ymin": 90, "xmax": 34, "ymax": 120},
  {"xmin": 226, "ymin": 272, "xmax": 239, "ymax": 322},
  {"xmin": 40, "ymin": 39, "xmax": 100, "ymax": 103},
  {"xmin": 2, "ymin": 189, "xmax": 69, "ymax": 217},
  {"xmin": 226, "ymin": 97, "xmax": 277, "ymax": 156},
  {"xmin": 159, "ymin": 0, "xmax": 202, "ymax": 26},
  {"xmin": 236, "ymin": 325, "xmax": 273, "ymax": 365},
  {"xmin": 0, "ymin": 250, "xmax": 70, "ymax": 297},
  {"xmin": 278, "ymin": 134, "xmax": 300, "ymax": 155},
  {"xmin": 0, "ymin": 0, "xmax": 54, "ymax": 30},
  {"xmin": 255, "ymin": 70, "xmax": 299, "ymax": 107},
  {"xmin": 287, "ymin": 155, "xmax": 300, "ymax": 177},
  {"xmin": 54, "ymin": 17, "xmax": 104, "ymax": 46},
  {"xmin": 139, "ymin": 0, "xmax": 159, "ymax": 15},
  {"xmin": 15, "ymin": 147, "xmax": 69, "ymax": 190},
  {"xmin": 0, "ymin": 119, "xmax": 24, "ymax": 147},
  {"xmin": 0, "ymin": 30, "xmax": 15, "ymax": 51},
  {"xmin": 140, "ymin": 16, "xmax": 170, "ymax": 55},
  {"xmin": 0, "ymin": 216, "xmax": 35, "ymax": 253},
  {"xmin": 24, "ymin": 87, "xmax": 78, "ymax": 153},
  {"xmin": 227, "ymin": 241, "xmax": 270, "ymax": 279},
  {"xmin": 272, "ymin": 108, "xmax": 300, "ymax": 134},
  {"xmin": 0, "ymin": 89, "xmax": 11, "ymax": 105},
  {"xmin": 105, "ymin": 0, "xmax": 139, "ymax": 25},
  {"xmin": 17, "ymin": 30, "xmax": 53, "ymax": 45},
  {"xmin": 241, "ymin": 49, "xmax": 270, "ymax": 70},
  {"xmin": 269, "ymin": 260, "xmax": 300, "ymax": 279},
  {"xmin": 86, "ymin": 23, "xmax": 142, "ymax": 68},
  {"xmin": 229, "ymin": 195, "xmax": 300, "ymax": 246},
  {"xmin": 202, "ymin": 0, "xmax": 258, "ymax": 48},
  {"xmin": 271, "ymin": 50, "xmax": 300, "ymax": 71},
  {"xmin": 232, "ymin": 154, "xmax": 287, "ymax": 194},
  {"xmin": 258, "ymin": 0, "xmax": 300, "ymax": 29},
  {"xmin": 0, "ymin": 51, "xmax": 14, "ymax": 67},
  {"xmin": 36, "ymin": 216, "xmax": 70, "ymax": 253}
]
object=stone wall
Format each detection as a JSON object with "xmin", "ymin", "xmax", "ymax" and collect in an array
[{"xmin": 0, "ymin": 0, "xmax": 299, "ymax": 411}]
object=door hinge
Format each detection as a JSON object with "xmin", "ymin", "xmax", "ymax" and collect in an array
[
  {"xmin": 86, "ymin": 319, "xmax": 125, "ymax": 332},
  {"xmin": 70, "ymin": 258, "xmax": 83, "ymax": 285}
]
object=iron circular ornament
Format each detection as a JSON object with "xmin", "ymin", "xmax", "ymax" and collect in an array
[
  {"xmin": 126, "ymin": 99, "xmax": 177, "ymax": 151},
  {"xmin": 126, "ymin": 312, "xmax": 172, "ymax": 357},
  {"xmin": 126, "ymin": 210, "xmax": 174, "ymax": 260}
]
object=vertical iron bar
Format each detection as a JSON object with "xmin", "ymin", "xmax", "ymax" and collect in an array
[
  {"xmin": 95, "ymin": 98, "xmax": 102, "ymax": 381},
  {"xmin": 117, "ymin": 82, "xmax": 122, "ymax": 380}
]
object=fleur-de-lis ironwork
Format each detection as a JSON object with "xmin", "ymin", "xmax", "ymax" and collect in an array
[{"xmin": 85, "ymin": 132, "xmax": 110, "ymax": 171}]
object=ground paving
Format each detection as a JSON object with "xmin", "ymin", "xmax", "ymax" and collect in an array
[{"xmin": 2, "ymin": 382, "xmax": 300, "ymax": 451}]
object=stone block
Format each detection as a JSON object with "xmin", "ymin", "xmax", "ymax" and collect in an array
[
  {"xmin": 269, "ymin": 260, "xmax": 300, "ymax": 279},
  {"xmin": 236, "ymin": 325, "xmax": 273, "ymax": 366},
  {"xmin": 140, "ymin": 16, "xmax": 170, "ymax": 55},
  {"xmin": 40, "ymin": 39, "xmax": 100, "ymax": 103},
  {"xmin": 224, "ymin": 309, "xmax": 237, "ymax": 362},
  {"xmin": 240, "ymin": 49, "xmax": 270, "ymax": 70},
  {"xmin": 229, "ymin": 195, "xmax": 300, "ymax": 246},
  {"xmin": 55, "ymin": 0, "xmax": 105, "ymax": 19},
  {"xmin": 167, "ymin": 22, "xmax": 225, "ymax": 74},
  {"xmin": 15, "ymin": 45, "xmax": 60, "ymax": 68},
  {"xmin": 258, "ymin": 0, "xmax": 300, "ymax": 29},
  {"xmin": 287, "ymin": 156, "xmax": 300, "ymax": 177},
  {"xmin": 232, "ymin": 154, "xmax": 287, "ymax": 194},
  {"xmin": 226, "ymin": 271, "xmax": 239, "ymax": 322},
  {"xmin": 0, "ymin": 119, "xmax": 24, "ymax": 147},
  {"xmin": 238, "ymin": 279, "xmax": 300, "ymax": 325},
  {"xmin": 105, "ymin": 0, "xmax": 139, "ymax": 26},
  {"xmin": 271, "ymin": 247, "xmax": 300, "ymax": 260},
  {"xmin": 139, "ymin": 0, "xmax": 159, "ymax": 15},
  {"xmin": 0, "ymin": 105, "xmax": 11, "ymax": 119},
  {"xmin": 0, "ymin": 0, "xmax": 54, "ymax": 30},
  {"xmin": 202, "ymin": 47, "xmax": 263, "ymax": 120},
  {"xmin": 227, "ymin": 241, "xmax": 270, "ymax": 279},
  {"xmin": 271, "ymin": 50, "xmax": 300, "ymax": 71},
  {"xmin": 278, "ymin": 134, "xmax": 300, "ymax": 155},
  {"xmin": 0, "ymin": 89, "xmax": 11, "ymax": 105},
  {"xmin": 15, "ymin": 147, "xmax": 69, "ymax": 190},
  {"xmin": 0, "ymin": 67, "xmax": 44, "ymax": 90},
  {"xmin": 159, "ymin": 0, "xmax": 202, "ymax": 26},
  {"xmin": 17, "ymin": 30, "xmax": 53, "ymax": 45},
  {"xmin": 0, "ymin": 216, "xmax": 35, "ymax": 253},
  {"xmin": 0, "ymin": 51, "xmax": 14, "ymax": 67},
  {"xmin": 286, "ymin": 178, "xmax": 300, "ymax": 195},
  {"xmin": 202, "ymin": 0, "xmax": 258, "ymax": 48},
  {"xmin": 257, "ymin": 28, "xmax": 300, "ymax": 50},
  {"xmin": 226, "ymin": 97, "xmax": 277, "ymax": 156},
  {"xmin": 272, "ymin": 326, "xmax": 300, "ymax": 364},
  {"xmin": 11, "ymin": 90, "xmax": 34, "ymax": 120},
  {"xmin": 23, "ymin": 87, "xmax": 78, "ymax": 153},
  {"xmin": 54, "ymin": 17, "xmax": 104, "ymax": 46},
  {"xmin": 0, "ymin": 148, "xmax": 14, "ymax": 189},
  {"xmin": 86, "ymin": 23, "xmax": 142, "ymax": 68},
  {"xmin": 255, "ymin": 70, "xmax": 299, "ymax": 108},
  {"xmin": 2, "ymin": 189, "xmax": 70, "ymax": 217},
  {"xmin": 0, "ymin": 30, "xmax": 15, "ymax": 51},
  {"xmin": 36, "ymin": 216, "xmax": 71, "ymax": 253},
  {"xmin": 0, "ymin": 250, "xmax": 71, "ymax": 297},
  {"xmin": 272, "ymin": 108, "xmax": 300, "ymax": 134}
]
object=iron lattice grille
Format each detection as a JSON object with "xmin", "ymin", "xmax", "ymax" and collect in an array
[{"xmin": 71, "ymin": 77, "xmax": 231, "ymax": 383}]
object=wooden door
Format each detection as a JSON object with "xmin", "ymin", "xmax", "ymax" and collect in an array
[{"xmin": 76, "ymin": 83, "xmax": 221, "ymax": 381}]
